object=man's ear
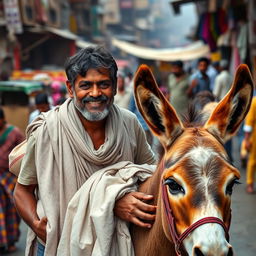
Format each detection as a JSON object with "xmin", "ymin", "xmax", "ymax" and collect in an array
[{"xmin": 66, "ymin": 80, "xmax": 74, "ymax": 98}]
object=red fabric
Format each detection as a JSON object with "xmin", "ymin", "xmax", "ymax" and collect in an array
[{"xmin": 0, "ymin": 171, "xmax": 20, "ymax": 247}]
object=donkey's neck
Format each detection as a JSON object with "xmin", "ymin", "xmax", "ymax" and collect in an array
[
  {"xmin": 132, "ymin": 165, "xmax": 177, "ymax": 255},
  {"xmin": 139, "ymin": 163, "xmax": 162, "ymax": 200}
]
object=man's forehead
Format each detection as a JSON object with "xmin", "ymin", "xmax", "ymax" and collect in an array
[{"xmin": 88, "ymin": 67, "xmax": 110, "ymax": 76}]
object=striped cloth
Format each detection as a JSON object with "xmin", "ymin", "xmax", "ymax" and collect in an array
[{"xmin": 0, "ymin": 171, "xmax": 20, "ymax": 247}]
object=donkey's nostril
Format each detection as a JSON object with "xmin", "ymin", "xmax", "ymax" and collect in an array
[
  {"xmin": 227, "ymin": 247, "xmax": 233, "ymax": 256},
  {"xmin": 194, "ymin": 247, "xmax": 204, "ymax": 256}
]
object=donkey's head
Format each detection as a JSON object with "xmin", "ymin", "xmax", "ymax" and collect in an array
[{"xmin": 134, "ymin": 64, "xmax": 253, "ymax": 256}]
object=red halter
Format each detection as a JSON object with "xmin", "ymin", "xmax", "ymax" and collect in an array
[{"xmin": 160, "ymin": 163, "xmax": 231, "ymax": 256}]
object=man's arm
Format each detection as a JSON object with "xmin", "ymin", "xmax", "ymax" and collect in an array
[
  {"xmin": 186, "ymin": 79, "xmax": 198, "ymax": 97},
  {"xmin": 14, "ymin": 183, "xmax": 47, "ymax": 243}
]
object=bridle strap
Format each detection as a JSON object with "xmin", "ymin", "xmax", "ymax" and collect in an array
[
  {"xmin": 178, "ymin": 216, "xmax": 230, "ymax": 245},
  {"xmin": 161, "ymin": 181, "xmax": 230, "ymax": 256}
]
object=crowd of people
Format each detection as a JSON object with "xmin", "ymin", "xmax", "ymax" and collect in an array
[{"xmin": 0, "ymin": 45, "xmax": 255, "ymax": 255}]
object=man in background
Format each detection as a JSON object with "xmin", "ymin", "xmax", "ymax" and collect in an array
[
  {"xmin": 114, "ymin": 71, "xmax": 131, "ymax": 109},
  {"xmin": 0, "ymin": 107, "xmax": 24, "ymax": 253},
  {"xmin": 168, "ymin": 60, "xmax": 190, "ymax": 117},
  {"xmin": 29, "ymin": 93, "xmax": 51, "ymax": 124},
  {"xmin": 187, "ymin": 57, "xmax": 211, "ymax": 98},
  {"xmin": 213, "ymin": 59, "xmax": 232, "ymax": 101}
]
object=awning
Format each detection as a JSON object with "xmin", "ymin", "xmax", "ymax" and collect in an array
[
  {"xmin": 76, "ymin": 39, "xmax": 96, "ymax": 48},
  {"xmin": 46, "ymin": 27, "xmax": 78, "ymax": 40},
  {"xmin": 26, "ymin": 26, "xmax": 95, "ymax": 48},
  {"xmin": 0, "ymin": 80, "xmax": 43, "ymax": 95},
  {"xmin": 112, "ymin": 38, "xmax": 210, "ymax": 61}
]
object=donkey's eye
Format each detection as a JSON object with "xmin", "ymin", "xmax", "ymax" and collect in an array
[
  {"xmin": 226, "ymin": 179, "xmax": 241, "ymax": 195},
  {"xmin": 164, "ymin": 178, "xmax": 185, "ymax": 195}
]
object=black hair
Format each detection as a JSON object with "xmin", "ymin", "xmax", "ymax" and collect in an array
[
  {"xmin": 198, "ymin": 57, "xmax": 210, "ymax": 66},
  {"xmin": 171, "ymin": 60, "xmax": 183, "ymax": 68},
  {"xmin": 0, "ymin": 107, "xmax": 4, "ymax": 119},
  {"xmin": 35, "ymin": 93, "xmax": 49, "ymax": 105},
  {"xmin": 65, "ymin": 46, "xmax": 118, "ymax": 89}
]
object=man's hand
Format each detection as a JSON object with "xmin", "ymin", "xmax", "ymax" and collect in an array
[
  {"xmin": 186, "ymin": 79, "xmax": 197, "ymax": 97},
  {"xmin": 33, "ymin": 217, "xmax": 48, "ymax": 243},
  {"xmin": 114, "ymin": 191, "xmax": 156, "ymax": 228}
]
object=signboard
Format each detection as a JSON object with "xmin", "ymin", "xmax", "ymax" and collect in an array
[{"xmin": 3, "ymin": 0, "xmax": 23, "ymax": 33}]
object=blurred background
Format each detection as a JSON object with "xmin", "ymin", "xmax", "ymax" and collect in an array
[{"xmin": 0, "ymin": 0, "xmax": 255, "ymax": 133}]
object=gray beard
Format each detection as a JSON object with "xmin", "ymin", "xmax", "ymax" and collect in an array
[{"xmin": 74, "ymin": 99, "xmax": 110, "ymax": 121}]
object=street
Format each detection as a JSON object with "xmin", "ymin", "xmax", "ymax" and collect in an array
[{"xmin": 9, "ymin": 136, "xmax": 256, "ymax": 256}]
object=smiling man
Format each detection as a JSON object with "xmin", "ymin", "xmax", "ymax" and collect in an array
[{"xmin": 13, "ymin": 46, "xmax": 156, "ymax": 256}]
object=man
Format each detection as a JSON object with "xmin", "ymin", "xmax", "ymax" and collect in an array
[
  {"xmin": 207, "ymin": 61, "xmax": 219, "ymax": 92},
  {"xmin": 0, "ymin": 108, "xmax": 24, "ymax": 253},
  {"xmin": 213, "ymin": 59, "xmax": 232, "ymax": 101},
  {"xmin": 168, "ymin": 60, "xmax": 190, "ymax": 117},
  {"xmin": 187, "ymin": 57, "xmax": 211, "ymax": 98},
  {"xmin": 13, "ymin": 46, "xmax": 156, "ymax": 255},
  {"xmin": 29, "ymin": 92, "xmax": 51, "ymax": 123},
  {"xmin": 113, "ymin": 71, "xmax": 131, "ymax": 109}
]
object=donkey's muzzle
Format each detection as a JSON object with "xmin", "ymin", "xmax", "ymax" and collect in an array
[{"xmin": 193, "ymin": 246, "xmax": 233, "ymax": 256}]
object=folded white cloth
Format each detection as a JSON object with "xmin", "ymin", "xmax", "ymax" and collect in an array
[{"xmin": 57, "ymin": 161, "xmax": 156, "ymax": 256}]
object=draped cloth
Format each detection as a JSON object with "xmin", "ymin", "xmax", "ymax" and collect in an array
[
  {"xmin": 57, "ymin": 161, "xmax": 155, "ymax": 256},
  {"xmin": 22, "ymin": 99, "xmax": 155, "ymax": 255}
]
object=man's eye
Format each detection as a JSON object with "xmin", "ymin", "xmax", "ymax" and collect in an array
[
  {"xmin": 164, "ymin": 178, "xmax": 185, "ymax": 195},
  {"xmin": 99, "ymin": 82, "xmax": 111, "ymax": 89},
  {"xmin": 80, "ymin": 83, "xmax": 91, "ymax": 89}
]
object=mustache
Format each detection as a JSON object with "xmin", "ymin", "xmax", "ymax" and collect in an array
[{"xmin": 82, "ymin": 95, "xmax": 108, "ymax": 104}]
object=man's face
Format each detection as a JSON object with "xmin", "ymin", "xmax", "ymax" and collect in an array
[
  {"xmin": 67, "ymin": 68, "xmax": 115, "ymax": 122},
  {"xmin": 198, "ymin": 61, "xmax": 208, "ymax": 74},
  {"xmin": 171, "ymin": 65, "xmax": 182, "ymax": 77}
]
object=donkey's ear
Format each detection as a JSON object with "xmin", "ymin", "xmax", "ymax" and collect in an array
[
  {"xmin": 204, "ymin": 64, "xmax": 254, "ymax": 142},
  {"xmin": 134, "ymin": 64, "xmax": 183, "ymax": 148}
]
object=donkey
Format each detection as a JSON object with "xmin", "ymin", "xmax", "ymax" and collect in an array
[{"xmin": 131, "ymin": 64, "xmax": 254, "ymax": 256}]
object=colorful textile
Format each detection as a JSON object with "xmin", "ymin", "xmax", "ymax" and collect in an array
[
  {"xmin": 0, "ymin": 126, "xmax": 24, "ymax": 172},
  {"xmin": 0, "ymin": 125, "xmax": 24, "ymax": 248},
  {"xmin": 0, "ymin": 171, "xmax": 20, "ymax": 247},
  {"xmin": 197, "ymin": 8, "xmax": 228, "ymax": 51}
]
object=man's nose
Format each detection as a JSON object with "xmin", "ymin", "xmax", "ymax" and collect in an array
[{"xmin": 90, "ymin": 84, "xmax": 102, "ymax": 97}]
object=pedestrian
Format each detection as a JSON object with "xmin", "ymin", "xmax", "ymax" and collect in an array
[
  {"xmin": 50, "ymin": 81, "xmax": 62, "ymax": 106},
  {"xmin": 168, "ymin": 60, "xmax": 190, "ymax": 117},
  {"xmin": 243, "ymin": 96, "xmax": 256, "ymax": 194},
  {"xmin": 207, "ymin": 61, "xmax": 219, "ymax": 91},
  {"xmin": 13, "ymin": 46, "xmax": 156, "ymax": 255},
  {"xmin": 187, "ymin": 57, "xmax": 211, "ymax": 98},
  {"xmin": 114, "ymin": 71, "xmax": 132, "ymax": 109},
  {"xmin": 56, "ymin": 85, "xmax": 68, "ymax": 105},
  {"xmin": 28, "ymin": 92, "xmax": 51, "ymax": 124},
  {"xmin": 213, "ymin": 59, "xmax": 232, "ymax": 101},
  {"xmin": 128, "ymin": 93, "xmax": 153, "ymax": 146},
  {"xmin": 0, "ymin": 107, "xmax": 24, "ymax": 253}
]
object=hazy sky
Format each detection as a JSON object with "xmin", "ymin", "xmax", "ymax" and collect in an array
[{"xmin": 161, "ymin": 1, "xmax": 198, "ymax": 47}]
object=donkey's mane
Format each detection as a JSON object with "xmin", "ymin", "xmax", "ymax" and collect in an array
[{"xmin": 181, "ymin": 104, "xmax": 206, "ymax": 128}]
